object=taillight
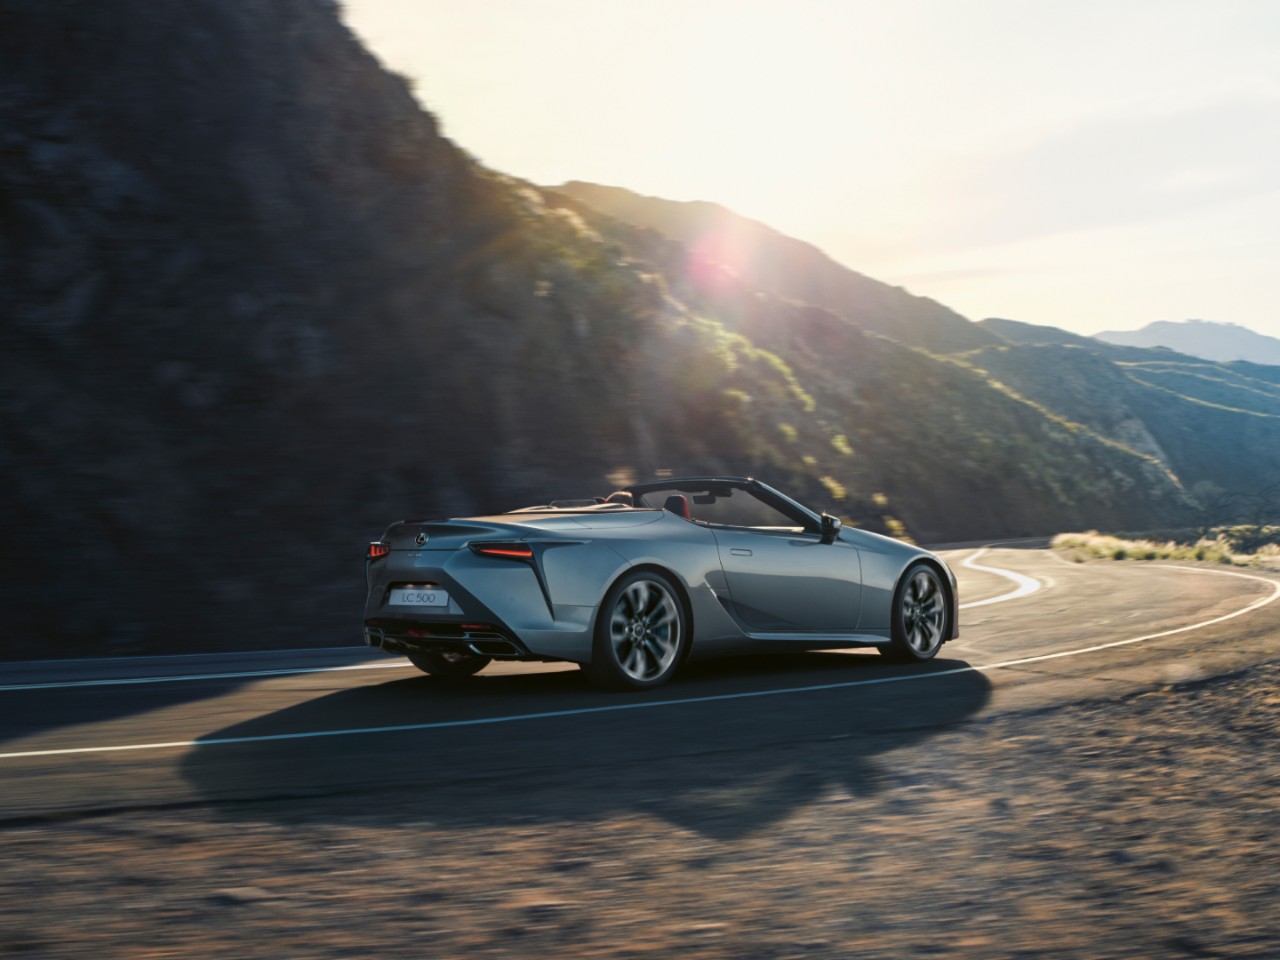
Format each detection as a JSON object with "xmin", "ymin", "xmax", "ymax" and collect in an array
[
  {"xmin": 471, "ymin": 541, "xmax": 534, "ymax": 559},
  {"xmin": 367, "ymin": 541, "xmax": 391, "ymax": 560}
]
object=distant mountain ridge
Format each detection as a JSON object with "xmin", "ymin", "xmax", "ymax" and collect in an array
[
  {"xmin": 550, "ymin": 181, "xmax": 999, "ymax": 355},
  {"xmin": 1095, "ymin": 319, "xmax": 1280, "ymax": 366},
  {"xmin": 968, "ymin": 319, "xmax": 1280, "ymax": 501}
]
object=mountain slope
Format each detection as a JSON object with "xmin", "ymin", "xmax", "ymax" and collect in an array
[
  {"xmin": 541, "ymin": 191, "xmax": 1193, "ymax": 536},
  {"xmin": 563, "ymin": 186, "xmax": 1280, "ymax": 524},
  {"xmin": 0, "ymin": 0, "xmax": 1199, "ymax": 657},
  {"xmin": 550, "ymin": 181, "xmax": 999, "ymax": 355},
  {"xmin": 955, "ymin": 338, "xmax": 1280, "ymax": 501},
  {"xmin": 0, "ymin": 0, "xmax": 707, "ymax": 654},
  {"xmin": 1095, "ymin": 319, "xmax": 1280, "ymax": 365}
]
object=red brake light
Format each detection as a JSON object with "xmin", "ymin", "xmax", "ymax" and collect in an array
[
  {"xmin": 367, "ymin": 541, "xmax": 391, "ymax": 560},
  {"xmin": 472, "ymin": 542, "xmax": 534, "ymax": 559}
]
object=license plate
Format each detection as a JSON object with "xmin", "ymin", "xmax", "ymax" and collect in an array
[{"xmin": 389, "ymin": 587, "xmax": 450, "ymax": 607}]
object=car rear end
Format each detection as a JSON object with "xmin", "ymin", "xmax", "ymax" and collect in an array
[
  {"xmin": 363, "ymin": 519, "xmax": 550, "ymax": 664},
  {"xmin": 364, "ymin": 512, "xmax": 647, "ymax": 665}
]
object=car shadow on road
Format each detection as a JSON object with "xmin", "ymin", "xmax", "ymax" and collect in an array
[
  {"xmin": 180, "ymin": 652, "xmax": 992, "ymax": 840},
  {"xmin": 0, "ymin": 649, "xmax": 392, "ymax": 750}
]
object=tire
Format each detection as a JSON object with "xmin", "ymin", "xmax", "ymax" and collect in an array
[
  {"xmin": 586, "ymin": 570, "xmax": 688, "ymax": 690},
  {"xmin": 407, "ymin": 650, "xmax": 492, "ymax": 679},
  {"xmin": 879, "ymin": 562, "xmax": 949, "ymax": 662}
]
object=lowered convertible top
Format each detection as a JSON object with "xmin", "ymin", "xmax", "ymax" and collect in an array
[{"xmin": 506, "ymin": 500, "xmax": 644, "ymax": 514}]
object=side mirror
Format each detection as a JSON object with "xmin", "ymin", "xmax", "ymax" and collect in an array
[{"xmin": 820, "ymin": 512, "xmax": 842, "ymax": 544}]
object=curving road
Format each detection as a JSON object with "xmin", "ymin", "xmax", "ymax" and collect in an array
[
  {"xmin": 1, "ymin": 547, "xmax": 1276, "ymax": 823},
  {"xmin": 4, "ymin": 548, "xmax": 1280, "ymax": 958}
]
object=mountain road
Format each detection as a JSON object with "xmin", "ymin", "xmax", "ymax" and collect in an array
[{"xmin": 2, "ymin": 548, "xmax": 1278, "ymax": 958}]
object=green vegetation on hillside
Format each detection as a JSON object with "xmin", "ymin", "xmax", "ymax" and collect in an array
[
  {"xmin": 1119, "ymin": 362, "xmax": 1280, "ymax": 418},
  {"xmin": 955, "ymin": 342, "xmax": 1280, "ymax": 505},
  {"xmin": 549, "ymin": 190, "xmax": 1199, "ymax": 542}
]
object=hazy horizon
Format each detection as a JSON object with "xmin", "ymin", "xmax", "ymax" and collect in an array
[{"xmin": 343, "ymin": 0, "xmax": 1280, "ymax": 342}]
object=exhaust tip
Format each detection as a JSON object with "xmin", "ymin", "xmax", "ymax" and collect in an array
[{"xmin": 468, "ymin": 639, "xmax": 521, "ymax": 657}]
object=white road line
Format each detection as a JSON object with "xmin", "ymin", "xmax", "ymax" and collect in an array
[
  {"xmin": 8, "ymin": 646, "xmax": 368, "ymax": 668},
  {"xmin": 0, "ymin": 659, "xmax": 414, "ymax": 693},
  {"xmin": 2, "ymin": 565, "xmax": 1276, "ymax": 762},
  {"xmin": 958, "ymin": 547, "xmax": 1042, "ymax": 609}
]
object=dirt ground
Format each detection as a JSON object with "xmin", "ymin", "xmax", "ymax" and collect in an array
[{"xmin": 3, "ymin": 655, "xmax": 1279, "ymax": 959}]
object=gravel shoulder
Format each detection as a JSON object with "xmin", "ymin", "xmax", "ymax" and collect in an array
[{"xmin": 4, "ymin": 655, "xmax": 1279, "ymax": 959}]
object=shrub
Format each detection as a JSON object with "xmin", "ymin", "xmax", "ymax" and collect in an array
[{"xmin": 1052, "ymin": 528, "xmax": 1278, "ymax": 570}]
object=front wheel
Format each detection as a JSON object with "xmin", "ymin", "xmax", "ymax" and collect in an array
[
  {"xmin": 407, "ymin": 650, "xmax": 492, "ymax": 679},
  {"xmin": 585, "ymin": 570, "xmax": 688, "ymax": 690},
  {"xmin": 880, "ymin": 562, "xmax": 949, "ymax": 662}
]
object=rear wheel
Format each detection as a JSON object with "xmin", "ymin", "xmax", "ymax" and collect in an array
[
  {"xmin": 586, "ymin": 570, "xmax": 688, "ymax": 690},
  {"xmin": 407, "ymin": 650, "xmax": 492, "ymax": 679},
  {"xmin": 880, "ymin": 562, "xmax": 949, "ymax": 662}
]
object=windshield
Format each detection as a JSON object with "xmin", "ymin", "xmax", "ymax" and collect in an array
[{"xmin": 631, "ymin": 482, "xmax": 812, "ymax": 530}]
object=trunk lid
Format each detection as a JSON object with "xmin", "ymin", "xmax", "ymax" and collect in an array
[{"xmin": 381, "ymin": 518, "xmax": 532, "ymax": 552}]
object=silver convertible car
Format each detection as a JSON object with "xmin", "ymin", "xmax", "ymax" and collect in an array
[{"xmin": 363, "ymin": 477, "xmax": 958, "ymax": 689}]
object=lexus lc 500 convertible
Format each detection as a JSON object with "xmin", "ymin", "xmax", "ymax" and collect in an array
[{"xmin": 363, "ymin": 477, "xmax": 958, "ymax": 689}]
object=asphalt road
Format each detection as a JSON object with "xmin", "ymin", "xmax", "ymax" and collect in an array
[{"xmin": 2, "ymin": 547, "xmax": 1277, "ymax": 826}]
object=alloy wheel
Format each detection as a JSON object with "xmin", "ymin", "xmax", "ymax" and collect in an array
[
  {"xmin": 900, "ymin": 568, "xmax": 944, "ymax": 655},
  {"xmin": 608, "ymin": 578, "xmax": 682, "ymax": 683}
]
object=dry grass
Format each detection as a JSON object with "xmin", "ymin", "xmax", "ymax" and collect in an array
[{"xmin": 1053, "ymin": 526, "xmax": 1280, "ymax": 570}]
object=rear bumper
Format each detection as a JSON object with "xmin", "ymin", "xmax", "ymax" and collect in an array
[
  {"xmin": 364, "ymin": 551, "xmax": 598, "ymax": 663},
  {"xmin": 364, "ymin": 620, "xmax": 534, "ymax": 660}
]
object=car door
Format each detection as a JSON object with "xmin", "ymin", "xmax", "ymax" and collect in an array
[{"xmin": 710, "ymin": 525, "xmax": 861, "ymax": 632}]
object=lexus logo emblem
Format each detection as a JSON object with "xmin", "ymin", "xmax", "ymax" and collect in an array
[{"xmin": 415, "ymin": 532, "xmax": 428, "ymax": 546}]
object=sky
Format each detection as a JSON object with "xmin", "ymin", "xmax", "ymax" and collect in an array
[{"xmin": 343, "ymin": 0, "xmax": 1280, "ymax": 339}]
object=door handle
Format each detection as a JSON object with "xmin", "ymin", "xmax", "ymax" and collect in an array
[{"xmin": 730, "ymin": 548, "xmax": 753, "ymax": 557}]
